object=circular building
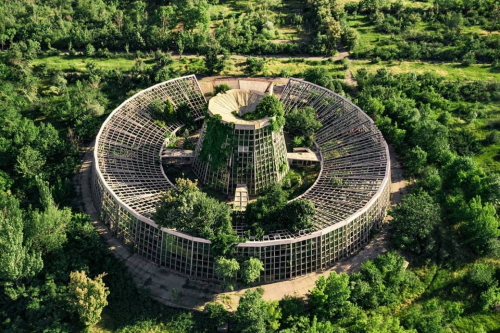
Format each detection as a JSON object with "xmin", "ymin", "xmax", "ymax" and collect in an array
[
  {"xmin": 91, "ymin": 75, "xmax": 391, "ymax": 283},
  {"xmin": 192, "ymin": 89, "xmax": 289, "ymax": 195}
]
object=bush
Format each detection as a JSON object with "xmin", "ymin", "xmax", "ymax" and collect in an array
[
  {"xmin": 486, "ymin": 130, "xmax": 499, "ymax": 145},
  {"xmin": 246, "ymin": 57, "xmax": 265, "ymax": 75},
  {"xmin": 302, "ymin": 67, "xmax": 334, "ymax": 89},
  {"xmin": 279, "ymin": 68, "xmax": 291, "ymax": 78},
  {"xmin": 214, "ymin": 83, "xmax": 231, "ymax": 95}
]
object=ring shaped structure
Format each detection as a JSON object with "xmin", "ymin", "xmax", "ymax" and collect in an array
[{"xmin": 92, "ymin": 75, "xmax": 391, "ymax": 283}]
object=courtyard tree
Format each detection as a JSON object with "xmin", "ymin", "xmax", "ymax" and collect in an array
[
  {"xmin": 154, "ymin": 178, "xmax": 235, "ymax": 243},
  {"xmin": 0, "ymin": 192, "xmax": 43, "ymax": 283},
  {"xmin": 285, "ymin": 106, "xmax": 323, "ymax": 137}
]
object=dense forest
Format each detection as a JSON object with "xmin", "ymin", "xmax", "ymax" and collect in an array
[{"xmin": 1, "ymin": 0, "xmax": 500, "ymax": 332}]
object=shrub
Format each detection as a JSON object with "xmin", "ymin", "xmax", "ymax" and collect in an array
[
  {"xmin": 84, "ymin": 43, "xmax": 95, "ymax": 57},
  {"xmin": 214, "ymin": 83, "xmax": 231, "ymax": 95},
  {"xmin": 486, "ymin": 130, "xmax": 499, "ymax": 145}
]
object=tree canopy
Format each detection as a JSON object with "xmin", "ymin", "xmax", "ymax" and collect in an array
[
  {"xmin": 245, "ymin": 184, "xmax": 315, "ymax": 236},
  {"xmin": 154, "ymin": 178, "xmax": 236, "ymax": 243},
  {"xmin": 390, "ymin": 191, "xmax": 441, "ymax": 255},
  {"xmin": 285, "ymin": 106, "xmax": 323, "ymax": 137}
]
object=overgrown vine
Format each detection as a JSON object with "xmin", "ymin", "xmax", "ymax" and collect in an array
[{"xmin": 199, "ymin": 114, "xmax": 234, "ymax": 170}]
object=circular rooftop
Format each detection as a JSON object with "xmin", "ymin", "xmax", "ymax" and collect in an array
[{"xmin": 91, "ymin": 76, "xmax": 391, "ymax": 282}]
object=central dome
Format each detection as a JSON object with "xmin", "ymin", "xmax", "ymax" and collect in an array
[{"xmin": 192, "ymin": 89, "xmax": 289, "ymax": 196}]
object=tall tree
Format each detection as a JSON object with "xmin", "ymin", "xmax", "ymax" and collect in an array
[
  {"xmin": 309, "ymin": 272, "xmax": 352, "ymax": 320},
  {"xmin": 460, "ymin": 196, "xmax": 500, "ymax": 255},
  {"xmin": 214, "ymin": 257, "xmax": 239, "ymax": 290},
  {"xmin": 68, "ymin": 270, "xmax": 109, "ymax": 331},
  {"xmin": 390, "ymin": 191, "xmax": 440, "ymax": 255},
  {"xmin": 241, "ymin": 257, "xmax": 264, "ymax": 285},
  {"xmin": 235, "ymin": 288, "xmax": 281, "ymax": 333},
  {"xmin": 24, "ymin": 178, "xmax": 71, "ymax": 254},
  {"xmin": 0, "ymin": 192, "xmax": 43, "ymax": 284}
]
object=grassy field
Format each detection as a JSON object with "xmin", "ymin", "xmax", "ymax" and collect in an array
[
  {"xmin": 30, "ymin": 54, "xmax": 346, "ymax": 78},
  {"xmin": 351, "ymin": 60, "xmax": 500, "ymax": 81},
  {"xmin": 339, "ymin": 0, "xmax": 431, "ymax": 7},
  {"xmin": 32, "ymin": 55, "xmax": 140, "ymax": 71}
]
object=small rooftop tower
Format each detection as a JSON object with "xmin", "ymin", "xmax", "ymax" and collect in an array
[{"xmin": 192, "ymin": 89, "xmax": 289, "ymax": 195}]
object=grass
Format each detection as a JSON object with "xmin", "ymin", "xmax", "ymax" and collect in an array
[
  {"xmin": 30, "ymin": 54, "xmax": 345, "ymax": 78},
  {"xmin": 468, "ymin": 101, "xmax": 500, "ymax": 173},
  {"xmin": 351, "ymin": 60, "xmax": 500, "ymax": 81},
  {"xmin": 32, "ymin": 55, "xmax": 140, "ymax": 71},
  {"xmin": 339, "ymin": 0, "xmax": 431, "ymax": 7}
]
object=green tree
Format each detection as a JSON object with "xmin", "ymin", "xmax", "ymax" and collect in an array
[
  {"xmin": 405, "ymin": 146, "xmax": 427, "ymax": 175},
  {"xmin": 343, "ymin": 28, "xmax": 360, "ymax": 51},
  {"xmin": 303, "ymin": 67, "xmax": 334, "ymax": 89},
  {"xmin": 390, "ymin": 191, "xmax": 440, "ymax": 255},
  {"xmin": 154, "ymin": 179, "xmax": 238, "ymax": 257},
  {"xmin": 309, "ymin": 272, "xmax": 352, "ymax": 320},
  {"xmin": 282, "ymin": 200, "xmax": 315, "ymax": 233},
  {"xmin": 204, "ymin": 302, "xmax": 229, "ymax": 329},
  {"xmin": 245, "ymin": 183, "xmax": 288, "ymax": 233},
  {"xmin": 68, "ymin": 270, "xmax": 109, "ymax": 330},
  {"xmin": 175, "ymin": 103, "xmax": 196, "ymax": 130},
  {"xmin": 246, "ymin": 57, "xmax": 265, "ymax": 75},
  {"xmin": 253, "ymin": 95, "xmax": 285, "ymax": 131},
  {"xmin": 246, "ymin": 184, "xmax": 315, "ymax": 235},
  {"xmin": 183, "ymin": 0, "xmax": 210, "ymax": 32},
  {"xmin": 203, "ymin": 38, "xmax": 224, "ymax": 75},
  {"xmin": 215, "ymin": 257, "xmax": 239, "ymax": 290},
  {"xmin": 460, "ymin": 196, "xmax": 500, "ymax": 255},
  {"xmin": 285, "ymin": 106, "xmax": 323, "ymax": 137},
  {"xmin": 149, "ymin": 98, "xmax": 175, "ymax": 123},
  {"xmin": 235, "ymin": 288, "xmax": 281, "ymax": 333},
  {"xmin": 156, "ymin": 5, "xmax": 176, "ymax": 32},
  {"xmin": 0, "ymin": 170, "xmax": 13, "ymax": 191},
  {"xmin": 412, "ymin": 120, "xmax": 449, "ymax": 164},
  {"xmin": 24, "ymin": 178, "xmax": 71, "ymax": 254},
  {"xmin": 241, "ymin": 257, "xmax": 264, "ymax": 284},
  {"xmin": 154, "ymin": 178, "xmax": 234, "ymax": 241},
  {"xmin": 0, "ymin": 192, "xmax": 43, "ymax": 283},
  {"xmin": 84, "ymin": 44, "xmax": 95, "ymax": 57},
  {"xmin": 366, "ymin": 314, "xmax": 416, "ymax": 333},
  {"xmin": 15, "ymin": 146, "xmax": 46, "ymax": 178}
]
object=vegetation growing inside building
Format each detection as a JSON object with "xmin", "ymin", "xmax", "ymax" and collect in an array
[
  {"xmin": 198, "ymin": 114, "xmax": 234, "ymax": 171},
  {"xmin": 245, "ymin": 184, "xmax": 315, "ymax": 238},
  {"xmin": 243, "ymin": 95, "xmax": 285, "ymax": 131}
]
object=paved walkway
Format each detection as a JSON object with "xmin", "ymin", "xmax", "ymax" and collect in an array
[{"xmin": 76, "ymin": 139, "xmax": 406, "ymax": 311}]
